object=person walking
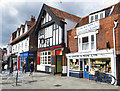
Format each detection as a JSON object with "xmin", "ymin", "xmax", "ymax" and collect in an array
[
  {"xmin": 13, "ymin": 62, "xmax": 17, "ymax": 71},
  {"xmin": 29, "ymin": 61, "xmax": 34, "ymax": 76},
  {"xmin": 22, "ymin": 63, "xmax": 26, "ymax": 73}
]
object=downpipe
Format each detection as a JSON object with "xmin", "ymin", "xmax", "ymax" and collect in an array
[{"xmin": 113, "ymin": 20, "xmax": 118, "ymax": 85}]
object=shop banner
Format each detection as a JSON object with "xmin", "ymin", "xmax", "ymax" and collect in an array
[{"xmin": 77, "ymin": 21, "xmax": 99, "ymax": 35}]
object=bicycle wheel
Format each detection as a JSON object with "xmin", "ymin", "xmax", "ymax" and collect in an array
[{"xmin": 105, "ymin": 74, "xmax": 116, "ymax": 85}]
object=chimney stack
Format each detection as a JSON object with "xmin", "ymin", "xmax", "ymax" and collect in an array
[{"xmin": 31, "ymin": 15, "xmax": 35, "ymax": 22}]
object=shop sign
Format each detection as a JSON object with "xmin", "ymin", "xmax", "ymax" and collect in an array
[
  {"xmin": 28, "ymin": 53, "xmax": 35, "ymax": 57},
  {"xmin": 70, "ymin": 54, "xmax": 98, "ymax": 58},
  {"xmin": 20, "ymin": 52, "xmax": 35, "ymax": 57},
  {"xmin": 56, "ymin": 50, "xmax": 62, "ymax": 55},
  {"xmin": 77, "ymin": 21, "xmax": 99, "ymax": 35}
]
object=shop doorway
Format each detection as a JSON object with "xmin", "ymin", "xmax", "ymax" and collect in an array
[
  {"xmin": 79, "ymin": 60, "xmax": 84, "ymax": 78},
  {"xmin": 56, "ymin": 55, "xmax": 62, "ymax": 73},
  {"xmin": 84, "ymin": 59, "xmax": 89, "ymax": 79}
]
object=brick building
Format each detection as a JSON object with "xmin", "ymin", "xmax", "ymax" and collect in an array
[
  {"xmin": 34, "ymin": 4, "xmax": 81, "ymax": 75},
  {"xmin": 10, "ymin": 16, "xmax": 37, "ymax": 72},
  {"xmin": 66, "ymin": 2, "xmax": 120, "ymax": 85}
]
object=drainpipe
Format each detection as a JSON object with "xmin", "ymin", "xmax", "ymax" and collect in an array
[{"xmin": 113, "ymin": 20, "xmax": 118, "ymax": 84}]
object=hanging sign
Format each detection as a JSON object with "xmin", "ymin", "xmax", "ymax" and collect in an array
[
  {"xmin": 56, "ymin": 50, "xmax": 62, "ymax": 55},
  {"xmin": 77, "ymin": 21, "xmax": 99, "ymax": 35}
]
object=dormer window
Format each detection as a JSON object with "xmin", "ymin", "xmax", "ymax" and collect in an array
[
  {"xmin": 18, "ymin": 31, "xmax": 20, "ymax": 36},
  {"xmin": 41, "ymin": 12, "xmax": 52, "ymax": 25},
  {"xmin": 100, "ymin": 13, "xmax": 103, "ymax": 19},
  {"xmin": 22, "ymin": 28, "xmax": 24, "ymax": 34},
  {"xmin": 89, "ymin": 11, "xmax": 105, "ymax": 23},
  {"xmin": 95, "ymin": 15, "xmax": 98, "ymax": 21}
]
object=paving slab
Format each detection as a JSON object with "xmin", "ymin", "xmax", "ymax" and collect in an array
[{"xmin": 1, "ymin": 72, "xmax": 119, "ymax": 89}]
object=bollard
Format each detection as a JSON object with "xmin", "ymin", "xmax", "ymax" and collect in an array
[{"xmin": 16, "ymin": 70, "xmax": 18, "ymax": 86}]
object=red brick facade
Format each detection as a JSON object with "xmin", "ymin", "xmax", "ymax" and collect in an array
[
  {"xmin": 67, "ymin": 28, "xmax": 78, "ymax": 53},
  {"xmin": 67, "ymin": 3, "xmax": 120, "ymax": 52},
  {"xmin": 97, "ymin": 14, "xmax": 120, "ymax": 51}
]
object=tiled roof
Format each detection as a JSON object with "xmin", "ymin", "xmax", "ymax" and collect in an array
[
  {"xmin": 10, "ymin": 22, "xmax": 36, "ymax": 44},
  {"xmin": 46, "ymin": 5, "xmax": 81, "ymax": 22},
  {"xmin": 89, "ymin": 2, "xmax": 120, "ymax": 15},
  {"xmin": 26, "ymin": 21, "xmax": 34, "ymax": 26}
]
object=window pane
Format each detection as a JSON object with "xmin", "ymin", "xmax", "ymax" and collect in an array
[
  {"xmin": 45, "ymin": 52, "xmax": 47, "ymax": 55},
  {"xmin": 91, "ymin": 16, "xmax": 94, "ymax": 22},
  {"xmin": 95, "ymin": 15, "xmax": 98, "ymax": 21},
  {"xmin": 91, "ymin": 35, "xmax": 94, "ymax": 41},
  {"xmin": 91, "ymin": 42, "xmax": 94, "ymax": 49},
  {"xmin": 82, "ymin": 43, "xmax": 89, "ymax": 50},
  {"xmin": 48, "ymin": 52, "xmax": 51, "ymax": 55},
  {"xmin": 70, "ymin": 59, "xmax": 79, "ymax": 70},
  {"xmin": 82, "ymin": 37, "xmax": 89, "ymax": 50},
  {"xmin": 100, "ymin": 13, "xmax": 103, "ymax": 19},
  {"xmin": 82, "ymin": 37, "xmax": 88, "ymax": 43}
]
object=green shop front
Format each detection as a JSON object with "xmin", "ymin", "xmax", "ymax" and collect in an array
[{"xmin": 19, "ymin": 51, "xmax": 35, "ymax": 72}]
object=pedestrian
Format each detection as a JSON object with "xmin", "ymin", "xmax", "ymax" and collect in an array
[
  {"xmin": 29, "ymin": 61, "xmax": 34, "ymax": 76},
  {"xmin": 22, "ymin": 63, "xmax": 26, "ymax": 73},
  {"xmin": 13, "ymin": 62, "xmax": 17, "ymax": 71},
  {"xmin": 4, "ymin": 64, "xmax": 8, "ymax": 70},
  {"xmin": 13, "ymin": 62, "xmax": 17, "ymax": 74}
]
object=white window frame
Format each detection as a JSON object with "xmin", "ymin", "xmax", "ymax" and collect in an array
[
  {"xmin": 40, "ymin": 51, "xmax": 51, "ymax": 65},
  {"xmin": 78, "ymin": 32, "xmax": 97, "ymax": 52},
  {"xmin": 89, "ymin": 11, "xmax": 105, "ymax": 23}
]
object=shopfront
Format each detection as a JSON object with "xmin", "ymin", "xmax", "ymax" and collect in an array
[
  {"xmin": 19, "ymin": 51, "xmax": 35, "ymax": 72},
  {"xmin": 66, "ymin": 49, "xmax": 115, "ymax": 80}
]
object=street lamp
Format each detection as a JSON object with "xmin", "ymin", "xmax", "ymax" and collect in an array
[{"xmin": 113, "ymin": 20, "xmax": 118, "ymax": 85}]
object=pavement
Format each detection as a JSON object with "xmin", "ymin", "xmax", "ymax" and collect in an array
[{"xmin": 0, "ymin": 72, "xmax": 120, "ymax": 90}]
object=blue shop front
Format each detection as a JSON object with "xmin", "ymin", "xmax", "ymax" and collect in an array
[{"xmin": 19, "ymin": 51, "xmax": 35, "ymax": 72}]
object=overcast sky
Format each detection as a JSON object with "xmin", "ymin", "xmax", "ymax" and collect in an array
[{"xmin": 0, "ymin": 0, "xmax": 119, "ymax": 48}]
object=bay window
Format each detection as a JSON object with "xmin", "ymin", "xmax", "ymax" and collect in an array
[{"xmin": 79, "ymin": 34, "xmax": 96, "ymax": 52}]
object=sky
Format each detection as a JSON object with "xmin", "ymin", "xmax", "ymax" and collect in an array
[{"xmin": 0, "ymin": 0, "xmax": 120, "ymax": 48}]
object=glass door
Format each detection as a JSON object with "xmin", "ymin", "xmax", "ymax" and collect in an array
[{"xmin": 84, "ymin": 59, "xmax": 89, "ymax": 79}]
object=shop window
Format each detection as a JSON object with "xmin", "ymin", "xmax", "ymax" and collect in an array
[
  {"xmin": 70, "ymin": 59, "xmax": 79, "ymax": 70},
  {"xmin": 82, "ymin": 37, "xmax": 89, "ymax": 50},
  {"xmin": 80, "ymin": 61, "xmax": 83, "ymax": 71},
  {"xmin": 90, "ymin": 59, "xmax": 111, "ymax": 75},
  {"xmin": 21, "ymin": 57, "xmax": 26, "ymax": 67},
  {"xmin": 40, "ymin": 51, "xmax": 51, "ymax": 65}
]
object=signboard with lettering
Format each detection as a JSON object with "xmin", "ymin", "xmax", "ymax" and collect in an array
[
  {"xmin": 77, "ymin": 21, "xmax": 99, "ymax": 35},
  {"xmin": 20, "ymin": 52, "xmax": 35, "ymax": 57},
  {"xmin": 56, "ymin": 50, "xmax": 62, "ymax": 55}
]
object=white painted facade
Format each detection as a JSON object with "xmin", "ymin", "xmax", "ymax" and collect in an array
[
  {"xmin": 12, "ymin": 37, "xmax": 29, "ymax": 54},
  {"xmin": 12, "ymin": 23, "xmax": 30, "ymax": 54},
  {"xmin": 37, "ymin": 12, "xmax": 78, "ymax": 74}
]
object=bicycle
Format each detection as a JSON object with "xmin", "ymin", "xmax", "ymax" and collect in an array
[{"xmin": 94, "ymin": 71, "xmax": 116, "ymax": 85}]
